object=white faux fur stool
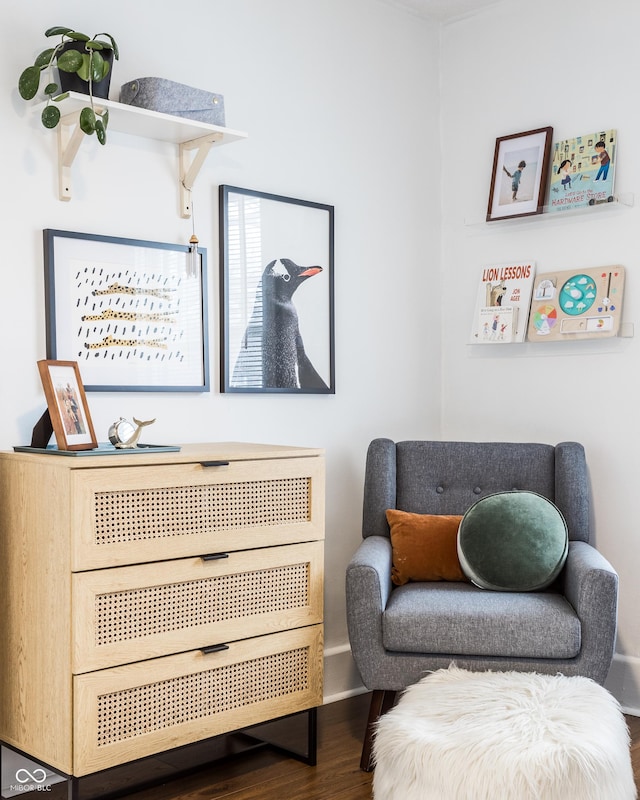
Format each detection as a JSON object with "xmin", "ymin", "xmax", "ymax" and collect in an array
[{"xmin": 372, "ymin": 666, "xmax": 636, "ymax": 800}]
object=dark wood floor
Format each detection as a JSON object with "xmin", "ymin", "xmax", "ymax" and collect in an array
[
  {"xmin": 627, "ymin": 713, "xmax": 640, "ymax": 793},
  {"xmin": 37, "ymin": 694, "xmax": 640, "ymax": 799},
  {"xmin": 40, "ymin": 693, "xmax": 373, "ymax": 800}
]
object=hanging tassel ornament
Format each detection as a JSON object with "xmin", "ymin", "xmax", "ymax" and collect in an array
[
  {"xmin": 186, "ymin": 187, "xmax": 199, "ymax": 278},
  {"xmin": 187, "ymin": 233, "xmax": 199, "ymax": 278}
]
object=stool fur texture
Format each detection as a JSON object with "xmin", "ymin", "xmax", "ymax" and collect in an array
[{"xmin": 373, "ymin": 666, "xmax": 636, "ymax": 800}]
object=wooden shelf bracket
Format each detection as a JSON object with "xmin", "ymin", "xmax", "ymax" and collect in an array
[
  {"xmin": 179, "ymin": 132, "xmax": 223, "ymax": 218},
  {"xmin": 57, "ymin": 109, "xmax": 90, "ymax": 202},
  {"xmin": 39, "ymin": 93, "xmax": 247, "ymax": 212}
]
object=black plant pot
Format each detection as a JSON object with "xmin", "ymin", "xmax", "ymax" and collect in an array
[{"xmin": 56, "ymin": 40, "xmax": 114, "ymax": 99}]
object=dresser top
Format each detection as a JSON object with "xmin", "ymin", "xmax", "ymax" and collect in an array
[{"xmin": 0, "ymin": 441, "xmax": 324, "ymax": 469}]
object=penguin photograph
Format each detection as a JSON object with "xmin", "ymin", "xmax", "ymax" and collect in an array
[
  {"xmin": 220, "ymin": 185, "xmax": 335, "ymax": 393},
  {"xmin": 232, "ymin": 258, "xmax": 328, "ymax": 390}
]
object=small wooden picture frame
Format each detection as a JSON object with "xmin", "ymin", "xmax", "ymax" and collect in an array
[{"xmin": 37, "ymin": 360, "xmax": 98, "ymax": 451}]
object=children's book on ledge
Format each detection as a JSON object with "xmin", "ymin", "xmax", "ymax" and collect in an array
[
  {"xmin": 548, "ymin": 129, "xmax": 617, "ymax": 212},
  {"xmin": 469, "ymin": 261, "xmax": 535, "ymax": 344}
]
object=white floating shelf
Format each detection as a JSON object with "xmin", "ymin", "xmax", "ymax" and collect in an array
[
  {"xmin": 464, "ymin": 192, "xmax": 634, "ymax": 228},
  {"xmin": 38, "ymin": 92, "xmax": 248, "ymax": 215}
]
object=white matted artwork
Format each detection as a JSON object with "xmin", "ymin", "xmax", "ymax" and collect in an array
[
  {"xmin": 487, "ymin": 127, "xmax": 553, "ymax": 221},
  {"xmin": 219, "ymin": 185, "xmax": 335, "ymax": 394},
  {"xmin": 44, "ymin": 229, "xmax": 209, "ymax": 392}
]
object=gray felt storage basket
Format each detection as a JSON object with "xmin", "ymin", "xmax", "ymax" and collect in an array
[{"xmin": 119, "ymin": 77, "xmax": 225, "ymax": 126}]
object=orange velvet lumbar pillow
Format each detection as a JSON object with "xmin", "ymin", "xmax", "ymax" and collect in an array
[{"xmin": 386, "ymin": 509, "xmax": 468, "ymax": 585}]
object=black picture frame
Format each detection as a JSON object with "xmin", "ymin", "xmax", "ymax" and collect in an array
[
  {"xmin": 44, "ymin": 229, "xmax": 209, "ymax": 392},
  {"xmin": 219, "ymin": 185, "xmax": 335, "ymax": 393}
]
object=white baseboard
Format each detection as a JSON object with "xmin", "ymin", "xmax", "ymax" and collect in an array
[
  {"xmin": 606, "ymin": 653, "xmax": 640, "ymax": 716},
  {"xmin": 323, "ymin": 643, "xmax": 367, "ymax": 704},
  {"xmin": 321, "ymin": 646, "xmax": 640, "ymax": 717}
]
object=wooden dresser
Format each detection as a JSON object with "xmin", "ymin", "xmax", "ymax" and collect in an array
[{"xmin": 0, "ymin": 442, "xmax": 324, "ymax": 781}]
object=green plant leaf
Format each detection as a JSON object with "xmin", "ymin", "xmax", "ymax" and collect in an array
[
  {"xmin": 76, "ymin": 52, "xmax": 105, "ymax": 83},
  {"xmin": 18, "ymin": 66, "xmax": 41, "ymax": 100},
  {"xmin": 95, "ymin": 118, "xmax": 106, "ymax": 145},
  {"xmin": 93, "ymin": 33, "xmax": 120, "ymax": 61},
  {"xmin": 101, "ymin": 109, "xmax": 109, "ymax": 128},
  {"xmin": 85, "ymin": 40, "xmax": 105, "ymax": 50},
  {"xmin": 79, "ymin": 106, "xmax": 96, "ymax": 135},
  {"xmin": 57, "ymin": 49, "xmax": 83, "ymax": 73},
  {"xmin": 66, "ymin": 32, "xmax": 90, "ymax": 42},
  {"xmin": 45, "ymin": 26, "xmax": 73, "ymax": 37},
  {"xmin": 94, "ymin": 52, "xmax": 107, "ymax": 82},
  {"xmin": 52, "ymin": 92, "xmax": 69, "ymax": 102},
  {"xmin": 88, "ymin": 52, "xmax": 105, "ymax": 83},
  {"xmin": 35, "ymin": 48, "xmax": 56, "ymax": 68},
  {"xmin": 99, "ymin": 58, "xmax": 111, "ymax": 81},
  {"xmin": 94, "ymin": 33, "xmax": 119, "ymax": 59},
  {"xmin": 41, "ymin": 104, "xmax": 61, "ymax": 129},
  {"xmin": 76, "ymin": 53, "xmax": 89, "ymax": 81},
  {"xmin": 44, "ymin": 82, "xmax": 59, "ymax": 95}
]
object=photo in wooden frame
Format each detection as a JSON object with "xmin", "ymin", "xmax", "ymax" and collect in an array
[
  {"xmin": 37, "ymin": 359, "xmax": 98, "ymax": 451},
  {"xmin": 487, "ymin": 127, "xmax": 553, "ymax": 221}
]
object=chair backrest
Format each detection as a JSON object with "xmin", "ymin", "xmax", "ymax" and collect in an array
[{"xmin": 362, "ymin": 439, "xmax": 590, "ymax": 543}]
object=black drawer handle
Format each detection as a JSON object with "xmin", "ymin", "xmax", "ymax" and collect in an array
[
  {"xmin": 200, "ymin": 460, "xmax": 230, "ymax": 467},
  {"xmin": 201, "ymin": 643, "xmax": 230, "ymax": 655},
  {"xmin": 201, "ymin": 553, "xmax": 229, "ymax": 561}
]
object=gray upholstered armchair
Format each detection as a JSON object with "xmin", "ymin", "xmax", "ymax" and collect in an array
[{"xmin": 346, "ymin": 439, "xmax": 619, "ymax": 770}]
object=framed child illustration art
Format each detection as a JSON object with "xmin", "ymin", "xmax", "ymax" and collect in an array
[{"xmin": 487, "ymin": 127, "xmax": 553, "ymax": 221}]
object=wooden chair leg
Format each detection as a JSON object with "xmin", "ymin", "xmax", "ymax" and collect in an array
[{"xmin": 360, "ymin": 689, "xmax": 397, "ymax": 772}]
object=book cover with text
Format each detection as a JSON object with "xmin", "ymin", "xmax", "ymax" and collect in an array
[
  {"xmin": 548, "ymin": 129, "xmax": 616, "ymax": 212},
  {"xmin": 469, "ymin": 261, "xmax": 535, "ymax": 344}
]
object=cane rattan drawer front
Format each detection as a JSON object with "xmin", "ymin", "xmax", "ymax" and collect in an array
[
  {"xmin": 73, "ymin": 625, "xmax": 323, "ymax": 775},
  {"xmin": 72, "ymin": 541, "xmax": 324, "ymax": 673},
  {"xmin": 71, "ymin": 455, "xmax": 325, "ymax": 570},
  {"xmin": 0, "ymin": 443, "xmax": 324, "ymax": 781}
]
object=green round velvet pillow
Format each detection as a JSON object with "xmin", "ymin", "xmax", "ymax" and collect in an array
[{"xmin": 457, "ymin": 490, "xmax": 568, "ymax": 591}]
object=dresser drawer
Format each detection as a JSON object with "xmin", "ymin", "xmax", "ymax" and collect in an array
[
  {"xmin": 73, "ymin": 625, "xmax": 323, "ymax": 775},
  {"xmin": 72, "ymin": 541, "xmax": 323, "ymax": 672},
  {"xmin": 71, "ymin": 456, "xmax": 324, "ymax": 570}
]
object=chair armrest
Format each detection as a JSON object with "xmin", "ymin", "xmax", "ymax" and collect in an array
[
  {"xmin": 564, "ymin": 540, "xmax": 618, "ymax": 609},
  {"xmin": 563, "ymin": 540, "xmax": 619, "ymax": 683},
  {"xmin": 347, "ymin": 535, "xmax": 393, "ymax": 609},
  {"xmin": 345, "ymin": 536, "xmax": 394, "ymax": 687}
]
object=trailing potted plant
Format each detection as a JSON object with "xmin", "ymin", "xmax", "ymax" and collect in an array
[{"xmin": 18, "ymin": 26, "xmax": 119, "ymax": 145}]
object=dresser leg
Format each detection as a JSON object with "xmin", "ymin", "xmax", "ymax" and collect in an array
[
  {"xmin": 68, "ymin": 776, "xmax": 80, "ymax": 800},
  {"xmin": 306, "ymin": 706, "xmax": 318, "ymax": 766},
  {"xmin": 239, "ymin": 706, "xmax": 319, "ymax": 765}
]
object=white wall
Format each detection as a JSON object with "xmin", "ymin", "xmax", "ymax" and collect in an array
[
  {"xmin": 440, "ymin": 0, "xmax": 640, "ymax": 710},
  {"xmin": 2, "ymin": 0, "xmax": 442, "ymax": 700},
  {"xmin": 8, "ymin": 0, "xmax": 634, "ymax": 715}
]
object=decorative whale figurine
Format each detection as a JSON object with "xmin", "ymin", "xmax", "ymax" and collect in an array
[{"xmin": 108, "ymin": 417, "xmax": 156, "ymax": 449}]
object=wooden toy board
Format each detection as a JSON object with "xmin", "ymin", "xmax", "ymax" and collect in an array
[{"xmin": 526, "ymin": 265, "xmax": 624, "ymax": 341}]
